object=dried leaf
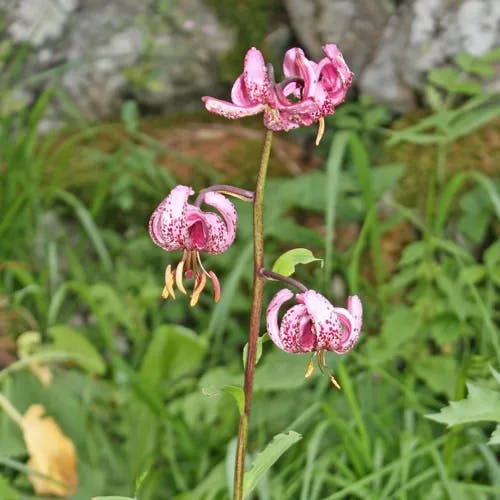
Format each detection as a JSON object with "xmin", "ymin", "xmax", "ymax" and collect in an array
[{"xmin": 21, "ymin": 404, "xmax": 78, "ymax": 497}]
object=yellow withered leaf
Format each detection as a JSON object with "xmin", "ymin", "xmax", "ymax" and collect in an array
[{"xmin": 21, "ymin": 404, "xmax": 78, "ymax": 497}]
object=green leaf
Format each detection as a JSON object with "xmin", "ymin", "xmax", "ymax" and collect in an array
[
  {"xmin": 140, "ymin": 324, "xmax": 207, "ymax": 383},
  {"xmin": 454, "ymin": 52, "xmax": 495, "ymax": 77},
  {"xmin": 222, "ymin": 386, "xmax": 244, "ymax": 415},
  {"xmin": 0, "ymin": 475, "xmax": 19, "ymax": 500},
  {"xmin": 243, "ymin": 431, "xmax": 302, "ymax": 496},
  {"xmin": 428, "ymin": 67, "xmax": 481, "ymax": 95},
  {"xmin": 426, "ymin": 382, "xmax": 500, "ymax": 427},
  {"xmin": 489, "ymin": 424, "xmax": 500, "ymax": 445},
  {"xmin": 272, "ymin": 248, "xmax": 323, "ymax": 277},
  {"xmin": 43, "ymin": 325, "xmax": 106, "ymax": 375},
  {"xmin": 413, "ymin": 356, "xmax": 458, "ymax": 399},
  {"xmin": 254, "ymin": 350, "xmax": 310, "ymax": 391},
  {"xmin": 363, "ymin": 306, "xmax": 421, "ymax": 364},
  {"xmin": 242, "ymin": 334, "xmax": 267, "ymax": 369}
]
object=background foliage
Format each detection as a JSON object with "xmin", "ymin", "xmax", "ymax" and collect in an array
[{"xmin": 0, "ymin": 33, "xmax": 499, "ymax": 500}]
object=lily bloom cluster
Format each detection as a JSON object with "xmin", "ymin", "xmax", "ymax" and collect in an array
[
  {"xmin": 149, "ymin": 185, "xmax": 237, "ymax": 306},
  {"xmin": 149, "ymin": 45, "xmax": 360, "ymax": 378},
  {"xmin": 202, "ymin": 44, "xmax": 353, "ymax": 134}
]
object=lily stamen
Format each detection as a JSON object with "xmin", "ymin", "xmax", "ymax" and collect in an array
[
  {"xmin": 162, "ymin": 265, "xmax": 176, "ymax": 300},
  {"xmin": 304, "ymin": 356, "xmax": 315, "ymax": 378},
  {"xmin": 190, "ymin": 272, "xmax": 207, "ymax": 307},
  {"xmin": 175, "ymin": 259, "xmax": 187, "ymax": 295}
]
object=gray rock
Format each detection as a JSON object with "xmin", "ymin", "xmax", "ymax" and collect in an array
[
  {"xmin": 2, "ymin": 0, "xmax": 234, "ymax": 120},
  {"xmin": 285, "ymin": 0, "xmax": 500, "ymax": 110},
  {"xmin": 284, "ymin": 0, "xmax": 392, "ymax": 77}
]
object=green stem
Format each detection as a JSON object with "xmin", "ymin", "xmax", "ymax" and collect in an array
[{"xmin": 233, "ymin": 130, "xmax": 273, "ymax": 500}]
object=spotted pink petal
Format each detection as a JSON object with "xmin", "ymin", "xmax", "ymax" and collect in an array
[
  {"xmin": 201, "ymin": 96, "xmax": 265, "ymax": 120},
  {"xmin": 317, "ymin": 44, "xmax": 353, "ymax": 107},
  {"xmin": 263, "ymin": 98, "xmax": 320, "ymax": 131},
  {"xmin": 230, "ymin": 75, "xmax": 253, "ymax": 107},
  {"xmin": 149, "ymin": 185, "xmax": 193, "ymax": 251},
  {"xmin": 280, "ymin": 304, "xmax": 317, "ymax": 353},
  {"xmin": 201, "ymin": 191, "xmax": 238, "ymax": 254},
  {"xmin": 243, "ymin": 47, "xmax": 271, "ymax": 104},
  {"xmin": 184, "ymin": 205, "xmax": 209, "ymax": 251},
  {"xmin": 266, "ymin": 288, "xmax": 294, "ymax": 351},
  {"xmin": 332, "ymin": 295, "xmax": 362, "ymax": 353},
  {"xmin": 282, "ymin": 47, "xmax": 319, "ymax": 99},
  {"xmin": 299, "ymin": 290, "xmax": 342, "ymax": 351}
]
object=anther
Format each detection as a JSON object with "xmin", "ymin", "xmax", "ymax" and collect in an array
[
  {"xmin": 190, "ymin": 272, "xmax": 207, "ymax": 307},
  {"xmin": 304, "ymin": 359, "xmax": 315, "ymax": 378},
  {"xmin": 163, "ymin": 265, "xmax": 176, "ymax": 299},
  {"xmin": 175, "ymin": 260, "xmax": 187, "ymax": 295},
  {"xmin": 329, "ymin": 374, "xmax": 341, "ymax": 390}
]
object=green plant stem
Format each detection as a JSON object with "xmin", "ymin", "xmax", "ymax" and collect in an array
[{"xmin": 234, "ymin": 130, "xmax": 273, "ymax": 500}]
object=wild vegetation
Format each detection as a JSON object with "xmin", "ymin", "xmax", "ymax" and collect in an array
[{"xmin": 0, "ymin": 41, "xmax": 499, "ymax": 499}]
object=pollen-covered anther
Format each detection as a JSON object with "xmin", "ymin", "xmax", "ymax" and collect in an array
[
  {"xmin": 208, "ymin": 271, "xmax": 221, "ymax": 303},
  {"xmin": 329, "ymin": 374, "xmax": 341, "ymax": 390},
  {"xmin": 162, "ymin": 265, "xmax": 176, "ymax": 300},
  {"xmin": 175, "ymin": 259, "xmax": 187, "ymax": 295},
  {"xmin": 304, "ymin": 359, "xmax": 315, "ymax": 378},
  {"xmin": 190, "ymin": 272, "xmax": 207, "ymax": 307}
]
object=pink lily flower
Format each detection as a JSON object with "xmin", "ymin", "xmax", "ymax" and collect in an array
[
  {"xmin": 149, "ymin": 185, "xmax": 237, "ymax": 305},
  {"xmin": 202, "ymin": 44, "xmax": 353, "ymax": 139},
  {"xmin": 266, "ymin": 289, "xmax": 362, "ymax": 387}
]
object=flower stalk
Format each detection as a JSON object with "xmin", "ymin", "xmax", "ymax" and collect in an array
[
  {"xmin": 260, "ymin": 268, "xmax": 308, "ymax": 293},
  {"xmin": 233, "ymin": 130, "xmax": 273, "ymax": 500}
]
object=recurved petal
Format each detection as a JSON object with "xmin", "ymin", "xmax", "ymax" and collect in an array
[
  {"xmin": 243, "ymin": 47, "xmax": 272, "ymax": 104},
  {"xmin": 231, "ymin": 75, "xmax": 252, "ymax": 107},
  {"xmin": 330, "ymin": 307, "xmax": 355, "ymax": 353},
  {"xmin": 344, "ymin": 295, "xmax": 362, "ymax": 349},
  {"xmin": 280, "ymin": 304, "xmax": 317, "ymax": 352},
  {"xmin": 266, "ymin": 289, "xmax": 294, "ymax": 351},
  {"xmin": 331, "ymin": 296, "xmax": 362, "ymax": 353},
  {"xmin": 299, "ymin": 290, "xmax": 341, "ymax": 351},
  {"xmin": 317, "ymin": 44, "xmax": 353, "ymax": 106},
  {"xmin": 201, "ymin": 191, "xmax": 238, "ymax": 254},
  {"xmin": 282, "ymin": 47, "xmax": 319, "ymax": 98},
  {"xmin": 149, "ymin": 185, "xmax": 193, "ymax": 251},
  {"xmin": 202, "ymin": 96, "xmax": 265, "ymax": 120}
]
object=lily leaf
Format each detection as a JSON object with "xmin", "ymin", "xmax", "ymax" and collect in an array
[
  {"xmin": 222, "ymin": 386, "xmax": 244, "ymax": 416},
  {"xmin": 426, "ymin": 382, "xmax": 500, "ymax": 445},
  {"xmin": 489, "ymin": 424, "xmax": 500, "ymax": 445},
  {"xmin": 242, "ymin": 334, "xmax": 267, "ymax": 369},
  {"xmin": 243, "ymin": 431, "xmax": 302, "ymax": 496},
  {"xmin": 272, "ymin": 248, "xmax": 323, "ymax": 277}
]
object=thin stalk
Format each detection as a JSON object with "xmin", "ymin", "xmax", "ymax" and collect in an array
[
  {"xmin": 233, "ymin": 130, "xmax": 273, "ymax": 500},
  {"xmin": 260, "ymin": 268, "xmax": 308, "ymax": 293},
  {"xmin": 194, "ymin": 185, "xmax": 255, "ymax": 206}
]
